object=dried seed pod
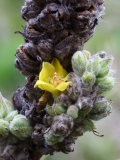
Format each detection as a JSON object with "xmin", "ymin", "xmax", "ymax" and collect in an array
[
  {"xmin": 72, "ymin": 51, "xmax": 88, "ymax": 77},
  {"xmin": 55, "ymin": 35, "xmax": 83, "ymax": 71},
  {"xmin": 0, "ymin": 119, "xmax": 9, "ymax": 140},
  {"xmin": 51, "ymin": 114, "xmax": 74, "ymax": 137},
  {"xmin": 36, "ymin": 3, "xmax": 64, "ymax": 32},
  {"xmin": 9, "ymin": 115, "xmax": 33, "ymax": 140},
  {"xmin": 33, "ymin": 0, "xmax": 58, "ymax": 8},
  {"xmin": 19, "ymin": 24, "xmax": 45, "ymax": 44},
  {"xmin": 15, "ymin": 43, "xmax": 41, "ymax": 76},
  {"xmin": 44, "ymin": 129, "xmax": 64, "ymax": 146},
  {"xmin": 67, "ymin": 105, "xmax": 78, "ymax": 119},
  {"xmin": 21, "ymin": 1, "xmax": 41, "ymax": 21},
  {"xmin": 88, "ymin": 97, "xmax": 112, "ymax": 121},
  {"xmin": 37, "ymin": 39, "xmax": 53, "ymax": 61}
]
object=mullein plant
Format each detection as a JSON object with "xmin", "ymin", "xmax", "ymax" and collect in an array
[{"xmin": 0, "ymin": 0, "xmax": 116, "ymax": 160}]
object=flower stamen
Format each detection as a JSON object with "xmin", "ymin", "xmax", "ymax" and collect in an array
[{"xmin": 49, "ymin": 72, "xmax": 64, "ymax": 87}]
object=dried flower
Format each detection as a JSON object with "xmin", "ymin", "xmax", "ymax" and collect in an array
[{"xmin": 34, "ymin": 58, "xmax": 71, "ymax": 97}]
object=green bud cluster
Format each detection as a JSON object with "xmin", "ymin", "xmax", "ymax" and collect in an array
[
  {"xmin": 72, "ymin": 50, "xmax": 115, "ymax": 93},
  {"xmin": 0, "ymin": 93, "xmax": 33, "ymax": 141},
  {"xmin": 44, "ymin": 50, "xmax": 115, "ymax": 145}
]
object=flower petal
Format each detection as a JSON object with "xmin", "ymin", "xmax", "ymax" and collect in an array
[
  {"xmin": 39, "ymin": 62, "xmax": 55, "ymax": 81},
  {"xmin": 51, "ymin": 58, "xmax": 67, "ymax": 78},
  {"xmin": 34, "ymin": 80, "xmax": 59, "ymax": 97},
  {"xmin": 56, "ymin": 81, "xmax": 71, "ymax": 91}
]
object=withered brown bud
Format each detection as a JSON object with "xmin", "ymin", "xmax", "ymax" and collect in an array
[
  {"xmin": 20, "ymin": 24, "xmax": 45, "ymax": 44},
  {"xmin": 51, "ymin": 114, "xmax": 74, "ymax": 137},
  {"xmin": 58, "ymin": 93, "xmax": 72, "ymax": 108},
  {"xmin": 31, "ymin": 124, "xmax": 46, "ymax": 145},
  {"xmin": 37, "ymin": 39, "xmax": 53, "ymax": 61},
  {"xmin": 76, "ymin": 96, "xmax": 94, "ymax": 117},
  {"xmin": 42, "ymin": 114, "xmax": 53, "ymax": 127},
  {"xmin": 71, "ymin": 118, "xmax": 84, "ymax": 138},
  {"xmin": 57, "ymin": 136, "xmax": 75, "ymax": 153},
  {"xmin": 14, "ymin": 43, "xmax": 42, "ymax": 76},
  {"xmin": 66, "ymin": 72, "xmax": 82, "ymax": 101},
  {"xmin": 21, "ymin": 1, "xmax": 41, "ymax": 21}
]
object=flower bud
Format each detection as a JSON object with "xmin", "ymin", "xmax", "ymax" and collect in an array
[
  {"xmin": 67, "ymin": 105, "xmax": 78, "ymax": 119},
  {"xmin": 108, "ymin": 69, "xmax": 115, "ymax": 76},
  {"xmin": 83, "ymin": 119, "xmax": 95, "ymax": 132},
  {"xmin": 97, "ymin": 57, "xmax": 113, "ymax": 77},
  {"xmin": 100, "ymin": 56, "xmax": 113, "ymax": 68},
  {"xmin": 54, "ymin": 104, "xmax": 66, "ymax": 115},
  {"xmin": 72, "ymin": 51, "xmax": 88, "ymax": 77},
  {"xmin": 0, "ymin": 119, "xmax": 9, "ymax": 140},
  {"xmin": 88, "ymin": 97, "xmax": 112, "ymax": 121},
  {"xmin": 96, "ymin": 77, "xmax": 115, "ymax": 93},
  {"xmin": 0, "ymin": 93, "xmax": 13, "ymax": 119},
  {"xmin": 51, "ymin": 114, "xmax": 74, "ymax": 137},
  {"xmin": 97, "ymin": 67, "xmax": 109, "ymax": 78},
  {"xmin": 46, "ymin": 103, "xmax": 66, "ymax": 116},
  {"xmin": 82, "ymin": 50, "xmax": 91, "ymax": 57},
  {"xmin": 9, "ymin": 115, "xmax": 33, "ymax": 140},
  {"xmin": 82, "ymin": 71, "xmax": 96, "ymax": 87},
  {"xmin": 5, "ymin": 110, "xmax": 18, "ymax": 122},
  {"xmin": 87, "ymin": 56, "xmax": 101, "ymax": 76},
  {"xmin": 44, "ymin": 129, "xmax": 64, "ymax": 145},
  {"xmin": 46, "ymin": 104, "xmax": 55, "ymax": 116}
]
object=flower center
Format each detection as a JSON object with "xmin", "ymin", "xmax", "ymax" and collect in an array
[{"xmin": 48, "ymin": 72, "xmax": 64, "ymax": 87}]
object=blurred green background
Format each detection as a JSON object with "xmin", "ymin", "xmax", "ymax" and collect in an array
[{"xmin": 0, "ymin": 1, "xmax": 120, "ymax": 160}]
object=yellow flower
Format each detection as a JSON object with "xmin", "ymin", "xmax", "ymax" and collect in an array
[{"xmin": 34, "ymin": 58, "xmax": 71, "ymax": 97}]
